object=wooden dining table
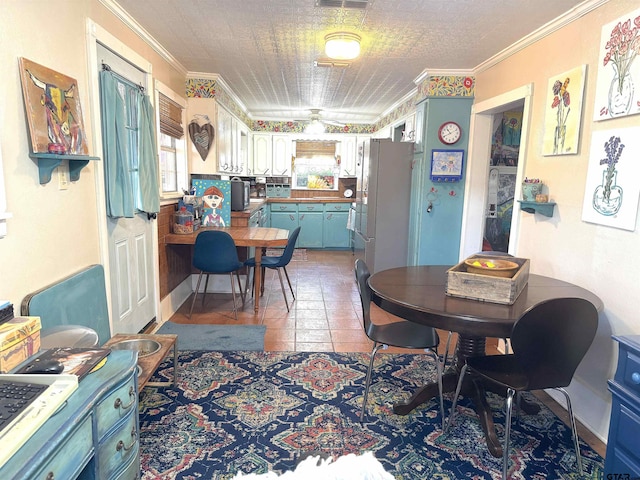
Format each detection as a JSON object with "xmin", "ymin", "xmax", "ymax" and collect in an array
[
  {"xmin": 165, "ymin": 226, "xmax": 289, "ymax": 313},
  {"xmin": 368, "ymin": 265, "xmax": 603, "ymax": 457}
]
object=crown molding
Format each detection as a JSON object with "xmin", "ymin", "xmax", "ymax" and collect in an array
[
  {"xmin": 99, "ymin": 0, "xmax": 187, "ymax": 76},
  {"xmin": 474, "ymin": 0, "xmax": 610, "ymax": 73}
]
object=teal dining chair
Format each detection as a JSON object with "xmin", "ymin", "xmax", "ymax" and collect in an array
[
  {"xmin": 244, "ymin": 227, "xmax": 301, "ymax": 312},
  {"xmin": 189, "ymin": 230, "xmax": 245, "ymax": 320}
]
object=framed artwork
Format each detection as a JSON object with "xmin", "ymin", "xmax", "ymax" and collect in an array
[
  {"xmin": 18, "ymin": 58, "xmax": 89, "ymax": 155},
  {"xmin": 581, "ymin": 127, "xmax": 640, "ymax": 231},
  {"xmin": 430, "ymin": 149, "xmax": 464, "ymax": 182},
  {"xmin": 542, "ymin": 65, "xmax": 587, "ymax": 155},
  {"xmin": 593, "ymin": 8, "xmax": 640, "ymax": 121},
  {"xmin": 191, "ymin": 178, "xmax": 231, "ymax": 227}
]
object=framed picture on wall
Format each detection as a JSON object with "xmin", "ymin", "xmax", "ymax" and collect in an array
[
  {"xmin": 430, "ymin": 149, "xmax": 464, "ymax": 182},
  {"xmin": 593, "ymin": 7, "xmax": 640, "ymax": 121},
  {"xmin": 542, "ymin": 65, "xmax": 587, "ymax": 156},
  {"xmin": 18, "ymin": 58, "xmax": 89, "ymax": 155}
]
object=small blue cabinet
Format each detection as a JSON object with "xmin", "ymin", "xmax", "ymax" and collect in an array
[
  {"xmin": 270, "ymin": 203, "xmax": 298, "ymax": 231},
  {"xmin": 605, "ymin": 335, "xmax": 640, "ymax": 477}
]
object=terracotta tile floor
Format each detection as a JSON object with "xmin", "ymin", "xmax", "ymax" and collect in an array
[{"xmin": 167, "ymin": 249, "xmax": 606, "ymax": 457}]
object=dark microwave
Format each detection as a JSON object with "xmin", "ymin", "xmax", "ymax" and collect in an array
[{"xmin": 231, "ymin": 178, "xmax": 250, "ymax": 211}]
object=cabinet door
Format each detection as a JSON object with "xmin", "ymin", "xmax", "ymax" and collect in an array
[
  {"xmin": 270, "ymin": 211, "xmax": 298, "ymax": 231},
  {"xmin": 253, "ymin": 134, "xmax": 271, "ymax": 175},
  {"xmin": 217, "ymin": 107, "xmax": 232, "ymax": 173},
  {"xmin": 338, "ymin": 135, "xmax": 357, "ymax": 177},
  {"xmin": 298, "ymin": 211, "xmax": 323, "ymax": 248},
  {"xmin": 323, "ymin": 210, "xmax": 350, "ymax": 248},
  {"xmin": 272, "ymin": 134, "xmax": 292, "ymax": 176}
]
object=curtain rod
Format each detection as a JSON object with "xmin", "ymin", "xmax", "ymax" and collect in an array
[{"xmin": 101, "ymin": 62, "xmax": 145, "ymax": 93}]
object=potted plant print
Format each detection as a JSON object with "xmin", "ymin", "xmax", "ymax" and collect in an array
[
  {"xmin": 604, "ymin": 15, "xmax": 640, "ymax": 116},
  {"xmin": 593, "ymin": 135, "xmax": 624, "ymax": 216},
  {"xmin": 551, "ymin": 77, "xmax": 571, "ymax": 154},
  {"xmin": 522, "ymin": 177, "xmax": 543, "ymax": 202}
]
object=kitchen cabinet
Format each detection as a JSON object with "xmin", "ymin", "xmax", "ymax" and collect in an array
[
  {"xmin": 217, "ymin": 107, "xmax": 248, "ymax": 175},
  {"xmin": 337, "ymin": 135, "xmax": 358, "ymax": 177},
  {"xmin": 252, "ymin": 133, "xmax": 272, "ymax": 175},
  {"xmin": 298, "ymin": 203, "xmax": 323, "ymax": 248},
  {"xmin": 270, "ymin": 203, "xmax": 298, "ymax": 231},
  {"xmin": 323, "ymin": 203, "xmax": 351, "ymax": 248},
  {"xmin": 605, "ymin": 335, "xmax": 640, "ymax": 477},
  {"xmin": 272, "ymin": 134, "xmax": 292, "ymax": 176}
]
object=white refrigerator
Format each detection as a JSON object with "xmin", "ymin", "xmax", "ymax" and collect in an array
[{"xmin": 354, "ymin": 138, "xmax": 414, "ymax": 273}]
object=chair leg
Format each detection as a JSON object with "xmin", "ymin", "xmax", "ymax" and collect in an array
[
  {"xmin": 360, "ymin": 342, "xmax": 385, "ymax": 423},
  {"xmin": 202, "ymin": 273, "xmax": 210, "ymax": 307},
  {"xmin": 276, "ymin": 268, "xmax": 290, "ymax": 312},
  {"xmin": 444, "ymin": 363, "xmax": 468, "ymax": 433},
  {"xmin": 503, "ymin": 388, "xmax": 516, "ymax": 480},
  {"xmin": 282, "ymin": 266, "xmax": 295, "ymax": 299},
  {"xmin": 244, "ymin": 266, "xmax": 253, "ymax": 297},
  {"xmin": 427, "ymin": 348, "xmax": 445, "ymax": 430},
  {"xmin": 229, "ymin": 272, "xmax": 239, "ymax": 321},
  {"xmin": 189, "ymin": 271, "xmax": 205, "ymax": 319},
  {"xmin": 443, "ymin": 331, "xmax": 453, "ymax": 369},
  {"xmin": 236, "ymin": 271, "xmax": 246, "ymax": 305},
  {"xmin": 557, "ymin": 387, "xmax": 583, "ymax": 475},
  {"xmin": 260, "ymin": 266, "xmax": 266, "ymax": 296}
]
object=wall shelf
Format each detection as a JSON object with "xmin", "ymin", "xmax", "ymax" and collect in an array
[
  {"xmin": 29, "ymin": 153, "xmax": 100, "ymax": 184},
  {"xmin": 518, "ymin": 200, "xmax": 556, "ymax": 217}
]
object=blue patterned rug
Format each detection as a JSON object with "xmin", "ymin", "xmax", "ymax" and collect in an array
[{"xmin": 138, "ymin": 351, "xmax": 604, "ymax": 479}]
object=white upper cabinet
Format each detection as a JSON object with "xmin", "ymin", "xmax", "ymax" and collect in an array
[
  {"xmin": 336, "ymin": 135, "xmax": 357, "ymax": 177},
  {"xmin": 272, "ymin": 134, "xmax": 292, "ymax": 176},
  {"xmin": 252, "ymin": 133, "xmax": 272, "ymax": 175},
  {"xmin": 217, "ymin": 105, "xmax": 249, "ymax": 174}
]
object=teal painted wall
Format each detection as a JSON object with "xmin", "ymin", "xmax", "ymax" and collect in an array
[{"xmin": 410, "ymin": 97, "xmax": 474, "ymax": 265}]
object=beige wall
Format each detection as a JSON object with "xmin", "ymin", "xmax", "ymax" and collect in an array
[
  {"xmin": 0, "ymin": 1, "xmax": 185, "ymax": 314},
  {"xmin": 475, "ymin": 0, "xmax": 639, "ymax": 441}
]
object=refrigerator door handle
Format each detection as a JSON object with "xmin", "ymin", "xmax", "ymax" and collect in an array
[{"xmin": 355, "ymin": 230, "xmax": 372, "ymax": 243}]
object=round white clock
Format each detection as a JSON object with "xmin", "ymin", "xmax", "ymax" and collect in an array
[{"xmin": 438, "ymin": 121, "xmax": 462, "ymax": 145}]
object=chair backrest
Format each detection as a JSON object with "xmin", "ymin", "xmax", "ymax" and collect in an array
[
  {"xmin": 271, "ymin": 226, "xmax": 301, "ymax": 267},
  {"xmin": 511, "ymin": 297, "xmax": 598, "ymax": 390},
  {"xmin": 354, "ymin": 258, "xmax": 374, "ymax": 335},
  {"xmin": 193, "ymin": 230, "xmax": 242, "ymax": 273}
]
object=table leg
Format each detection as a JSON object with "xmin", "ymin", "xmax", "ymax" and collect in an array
[
  {"xmin": 253, "ymin": 247, "xmax": 262, "ymax": 314},
  {"xmin": 392, "ymin": 335, "xmax": 509, "ymax": 458}
]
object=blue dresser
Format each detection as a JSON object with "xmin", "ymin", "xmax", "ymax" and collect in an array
[
  {"xmin": 605, "ymin": 335, "xmax": 640, "ymax": 477},
  {"xmin": 0, "ymin": 350, "xmax": 139, "ymax": 479}
]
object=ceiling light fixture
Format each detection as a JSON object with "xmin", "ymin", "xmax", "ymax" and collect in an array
[
  {"xmin": 304, "ymin": 119, "xmax": 326, "ymax": 135},
  {"xmin": 325, "ymin": 32, "xmax": 361, "ymax": 61}
]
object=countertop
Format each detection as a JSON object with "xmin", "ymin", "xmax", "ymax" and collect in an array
[{"xmin": 231, "ymin": 197, "xmax": 353, "ymax": 217}]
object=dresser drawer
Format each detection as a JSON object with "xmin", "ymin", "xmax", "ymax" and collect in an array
[
  {"xmin": 620, "ymin": 349, "xmax": 640, "ymax": 397},
  {"xmin": 113, "ymin": 451, "xmax": 140, "ymax": 480},
  {"xmin": 96, "ymin": 374, "xmax": 137, "ymax": 438},
  {"xmin": 34, "ymin": 414, "xmax": 93, "ymax": 480},
  {"xmin": 98, "ymin": 408, "xmax": 139, "ymax": 479}
]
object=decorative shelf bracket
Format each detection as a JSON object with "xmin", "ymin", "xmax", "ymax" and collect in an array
[
  {"xmin": 518, "ymin": 200, "xmax": 556, "ymax": 217},
  {"xmin": 30, "ymin": 153, "xmax": 100, "ymax": 184}
]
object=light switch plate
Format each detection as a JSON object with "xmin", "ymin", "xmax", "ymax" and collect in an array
[{"xmin": 57, "ymin": 164, "xmax": 69, "ymax": 190}]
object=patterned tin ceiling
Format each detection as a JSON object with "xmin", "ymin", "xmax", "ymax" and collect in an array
[{"xmin": 112, "ymin": 0, "xmax": 589, "ymax": 123}]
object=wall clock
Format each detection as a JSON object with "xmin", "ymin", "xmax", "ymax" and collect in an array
[{"xmin": 438, "ymin": 121, "xmax": 462, "ymax": 145}]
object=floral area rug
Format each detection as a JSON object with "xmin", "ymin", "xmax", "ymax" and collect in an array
[{"xmin": 138, "ymin": 351, "xmax": 604, "ymax": 479}]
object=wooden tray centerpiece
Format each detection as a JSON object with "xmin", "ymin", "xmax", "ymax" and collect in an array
[{"xmin": 446, "ymin": 255, "xmax": 530, "ymax": 305}]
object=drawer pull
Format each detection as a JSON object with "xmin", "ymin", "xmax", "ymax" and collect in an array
[
  {"xmin": 114, "ymin": 386, "xmax": 136, "ymax": 411},
  {"xmin": 632, "ymin": 372, "xmax": 640, "ymax": 384},
  {"xmin": 46, "ymin": 473, "xmax": 55, "ymax": 480},
  {"xmin": 116, "ymin": 426, "xmax": 138, "ymax": 454}
]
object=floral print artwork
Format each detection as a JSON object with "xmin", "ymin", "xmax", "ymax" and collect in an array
[
  {"xmin": 582, "ymin": 127, "xmax": 640, "ymax": 231},
  {"xmin": 593, "ymin": 7, "xmax": 640, "ymax": 121},
  {"xmin": 542, "ymin": 65, "xmax": 586, "ymax": 156}
]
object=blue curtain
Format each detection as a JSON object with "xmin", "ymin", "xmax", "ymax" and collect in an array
[{"xmin": 99, "ymin": 70, "xmax": 159, "ymax": 218}]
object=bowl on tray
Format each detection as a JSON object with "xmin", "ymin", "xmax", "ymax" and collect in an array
[{"xmin": 464, "ymin": 258, "xmax": 519, "ymax": 278}]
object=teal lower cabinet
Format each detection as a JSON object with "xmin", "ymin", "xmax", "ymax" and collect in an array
[
  {"xmin": 269, "ymin": 202, "xmax": 351, "ymax": 249},
  {"xmin": 270, "ymin": 203, "xmax": 298, "ymax": 231},
  {"xmin": 298, "ymin": 203, "xmax": 324, "ymax": 248},
  {"xmin": 323, "ymin": 203, "xmax": 351, "ymax": 248}
]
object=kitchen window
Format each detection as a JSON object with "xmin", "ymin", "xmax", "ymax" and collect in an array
[
  {"xmin": 155, "ymin": 81, "xmax": 187, "ymax": 198},
  {"xmin": 293, "ymin": 141, "xmax": 338, "ymax": 190}
]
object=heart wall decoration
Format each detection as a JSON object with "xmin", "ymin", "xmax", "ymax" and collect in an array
[{"xmin": 188, "ymin": 120, "xmax": 215, "ymax": 161}]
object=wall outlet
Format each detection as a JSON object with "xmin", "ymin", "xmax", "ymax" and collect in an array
[{"xmin": 57, "ymin": 164, "xmax": 69, "ymax": 190}]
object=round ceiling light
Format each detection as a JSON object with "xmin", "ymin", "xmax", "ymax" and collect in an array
[{"xmin": 325, "ymin": 32, "xmax": 361, "ymax": 61}]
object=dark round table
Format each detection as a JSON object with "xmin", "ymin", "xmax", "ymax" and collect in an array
[{"xmin": 368, "ymin": 265, "xmax": 602, "ymax": 457}]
